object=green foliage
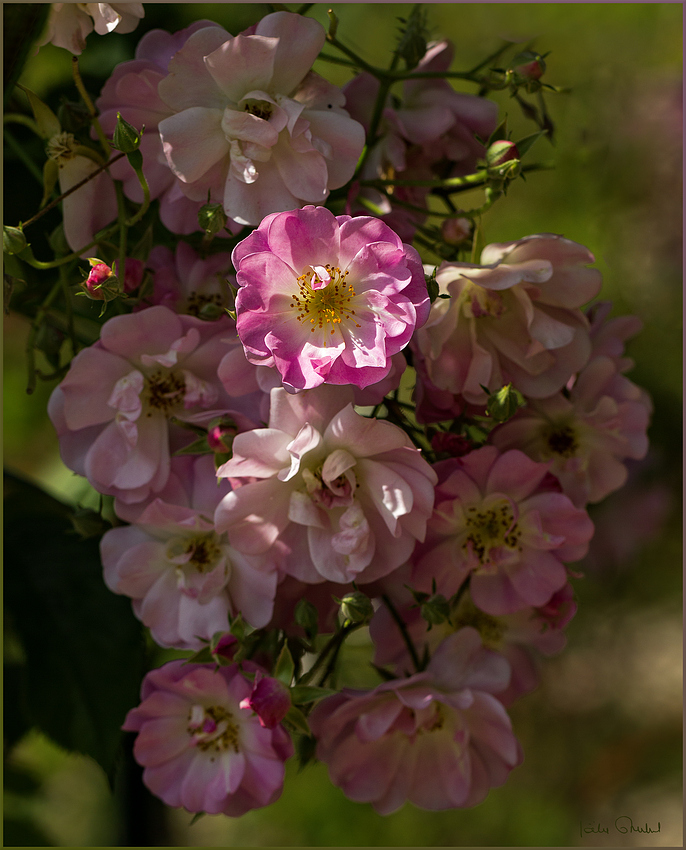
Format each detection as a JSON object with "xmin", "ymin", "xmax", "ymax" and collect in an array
[{"xmin": 3, "ymin": 472, "xmax": 146, "ymax": 778}]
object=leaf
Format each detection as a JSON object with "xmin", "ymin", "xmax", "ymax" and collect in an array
[
  {"xmin": 283, "ymin": 705, "xmax": 311, "ymax": 736},
  {"xmin": 17, "ymin": 85, "xmax": 61, "ymax": 140},
  {"xmin": 273, "ymin": 643, "xmax": 295, "ymax": 686},
  {"xmin": 289, "ymin": 685, "xmax": 337, "ymax": 705},
  {"xmin": 513, "ymin": 130, "xmax": 546, "ymax": 158},
  {"xmin": 3, "ymin": 472, "xmax": 146, "ymax": 779}
]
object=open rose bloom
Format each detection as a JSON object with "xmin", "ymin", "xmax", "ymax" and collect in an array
[
  {"xmin": 233, "ymin": 206, "xmax": 429, "ymax": 391},
  {"xmin": 413, "ymin": 234, "xmax": 603, "ymax": 407},
  {"xmin": 310, "ymin": 628, "xmax": 522, "ymax": 814},
  {"xmin": 215, "ymin": 385, "xmax": 437, "ymax": 585},
  {"xmin": 123, "ymin": 661, "xmax": 293, "ymax": 816}
]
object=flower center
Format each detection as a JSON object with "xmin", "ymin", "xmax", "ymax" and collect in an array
[
  {"xmin": 184, "ymin": 290, "xmax": 224, "ymax": 318},
  {"xmin": 187, "ymin": 704, "xmax": 240, "ymax": 753},
  {"xmin": 290, "ymin": 265, "xmax": 360, "ymax": 336},
  {"xmin": 46, "ymin": 131, "xmax": 78, "ymax": 162},
  {"xmin": 166, "ymin": 532, "xmax": 223, "ymax": 573},
  {"xmin": 462, "ymin": 498, "xmax": 521, "ymax": 565},
  {"xmin": 143, "ymin": 369, "xmax": 186, "ymax": 416},
  {"xmin": 462, "ymin": 282, "xmax": 505, "ymax": 319},
  {"xmin": 243, "ymin": 98, "xmax": 274, "ymax": 121},
  {"xmin": 545, "ymin": 424, "xmax": 579, "ymax": 458}
]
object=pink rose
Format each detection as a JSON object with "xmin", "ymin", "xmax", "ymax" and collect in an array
[
  {"xmin": 233, "ymin": 205, "xmax": 429, "ymax": 392},
  {"xmin": 310, "ymin": 628, "xmax": 521, "ymax": 814},
  {"xmin": 215, "ymin": 385, "xmax": 437, "ymax": 585},
  {"xmin": 412, "ymin": 446, "xmax": 593, "ymax": 615},
  {"xmin": 123, "ymin": 660, "xmax": 293, "ymax": 816},
  {"xmin": 413, "ymin": 234, "xmax": 603, "ymax": 405}
]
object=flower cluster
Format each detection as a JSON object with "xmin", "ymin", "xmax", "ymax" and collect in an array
[{"xmin": 12, "ymin": 3, "xmax": 652, "ymax": 825}]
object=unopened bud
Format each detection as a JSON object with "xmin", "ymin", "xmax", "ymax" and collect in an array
[
  {"xmin": 441, "ymin": 217, "xmax": 472, "ymax": 246},
  {"xmin": 239, "ymin": 674, "xmax": 291, "ymax": 729},
  {"xmin": 420, "ymin": 593, "xmax": 450, "ymax": 626},
  {"xmin": 338, "ymin": 591, "xmax": 374, "ymax": 625},
  {"xmin": 80, "ymin": 259, "xmax": 123, "ymax": 301},
  {"xmin": 511, "ymin": 51, "xmax": 546, "ymax": 88},
  {"xmin": 486, "ymin": 140, "xmax": 520, "ymax": 169},
  {"xmin": 3, "ymin": 225, "xmax": 27, "ymax": 255},
  {"xmin": 198, "ymin": 202, "xmax": 227, "ymax": 236},
  {"xmin": 111, "ymin": 112, "xmax": 142, "ymax": 153},
  {"xmin": 486, "ymin": 383, "xmax": 526, "ymax": 422},
  {"xmin": 207, "ymin": 417, "xmax": 238, "ymax": 453},
  {"xmin": 211, "ymin": 632, "xmax": 238, "ymax": 663},
  {"xmin": 431, "ymin": 432, "xmax": 473, "ymax": 458}
]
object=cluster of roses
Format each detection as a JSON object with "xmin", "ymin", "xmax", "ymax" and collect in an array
[{"xmin": 43, "ymin": 9, "xmax": 650, "ymax": 819}]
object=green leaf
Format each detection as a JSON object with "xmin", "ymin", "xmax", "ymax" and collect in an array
[
  {"xmin": 17, "ymin": 85, "xmax": 61, "ymax": 140},
  {"xmin": 3, "ymin": 472, "xmax": 146, "ymax": 779},
  {"xmin": 173, "ymin": 435, "xmax": 212, "ymax": 456},
  {"xmin": 273, "ymin": 643, "xmax": 295, "ymax": 686},
  {"xmin": 283, "ymin": 705, "xmax": 311, "ymax": 736},
  {"xmin": 289, "ymin": 685, "xmax": 337, "ymax": 705},
  {"xmin": 513, "ymin": 130, "xmax": 546, "ymax": 158}
]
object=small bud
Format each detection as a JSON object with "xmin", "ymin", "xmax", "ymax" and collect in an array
[
  {"xmin": 338, "ymin": 591, "xmax": 374, "ymax": 625},
  {"xmin": 111, "ymin": 112, "xmax": 142, "ymax": 153},
  {"xmin": 486, "ymin": 140, "xmax": 520, "ymax": 169},
  {"xmin": 420, "ymin": 593, "xmax": 450, "ymax": 626},
  {"xmin": 239, "ymin": 674, "xmax": 291, "ymax": 729},
  {"xmin": 485, "ymin": 383, "xmax": 526, "ymax": 423},
  {"xmin": 207, "ymin": 417, "xmax": 238, "ymax": 453},
  {"xmin": 431, "ymin": 432, "xmax": 473, "ymax": 458},
  {"xmin": 3, "ymin": 226, "xmax": 27, "ymax": 255},
  {"xmin": 441, "ymin": 217, "xmax": 472, "ymax": 246},
  {"xmin": 510, "ymin": 51, "xmax": 546, "ymax": 89},
  {"xmin": 198, "ymin": 202, "xmax": 227, "ymax": 236},
  {"xmin": 80, "ymin": 259, "xmax": 123, "ymax": 302},
  {"xmin": 211, "ymin": 632, "xmax": 238, "ymax": 663}
]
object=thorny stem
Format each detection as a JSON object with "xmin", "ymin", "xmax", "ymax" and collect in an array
[{"xmin": 20, "ymin": 152, "xmax": 126, "ymax": 229}]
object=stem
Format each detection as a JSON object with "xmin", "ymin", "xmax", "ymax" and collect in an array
[
  {"xmin": 316, "ymin": 51, "xmax": 360, "ymax": 69},
  {"xmin": 71, "ymin": 56, "xmax": 110, "ymax": 157},
  {"xmin": 123, "ymin": 168, "xmax": 151, "ymax": 228},
  {"xmin": 362, "ymin": 170, "xmax": 489, "ymax": 190},
  {"xmin": 3, "ymin": 113, "xmax": 41, "ymax": 135},
  {"xmin": 297, "ymin": 622, "xmax": 358, "ymax": 687},
  {"xmin": 382, "ymin": 595, "xmax": 423, "ymax": 673},
  {"xmin": 115, "ymin": 182, "xmax": 128, "ymax": 281},
  {"xmin": 325, "ymin": 33, "xmax": 381, "ymax": 77},
  {"xmin": 19, "ymin": 224, "xmax": 119, "ymax": 269},
  {"xmin": 20, "ymin": 152, "xmax": 126, "ymax": 229}
]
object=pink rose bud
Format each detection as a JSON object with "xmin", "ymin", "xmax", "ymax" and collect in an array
[
  {"xmin": 512, "ymin": 51, "xmax": 546, "ymax": 82},
  {"xmin": 486, "ymin": 140, "xmax": 520, "ymax": 168},
  {"xmin": 239, "ymin": 674, "xmax": 291, "ymax": 729},
  {"xmin": 81, "ymin": 259, "xmax": 122, "ymax": 301},
  {"xmin": 441, "ymin": 217, "xmax": 472, "ymax": 246},
  {"xmin": 207, "ymin": 418, "xmax": 238, "ymax": 453},
  {"xmin": 431, "ymin": 432, "xmax": 474, "ymax": 457},
  {"xmin": 212, "ymin": 633, "xmax": 238, "ymax": 662}
]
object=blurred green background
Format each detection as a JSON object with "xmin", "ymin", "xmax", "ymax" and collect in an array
[{"xmin": 4, "ymin": 2, "xmax": 682, "ymax": 846}]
